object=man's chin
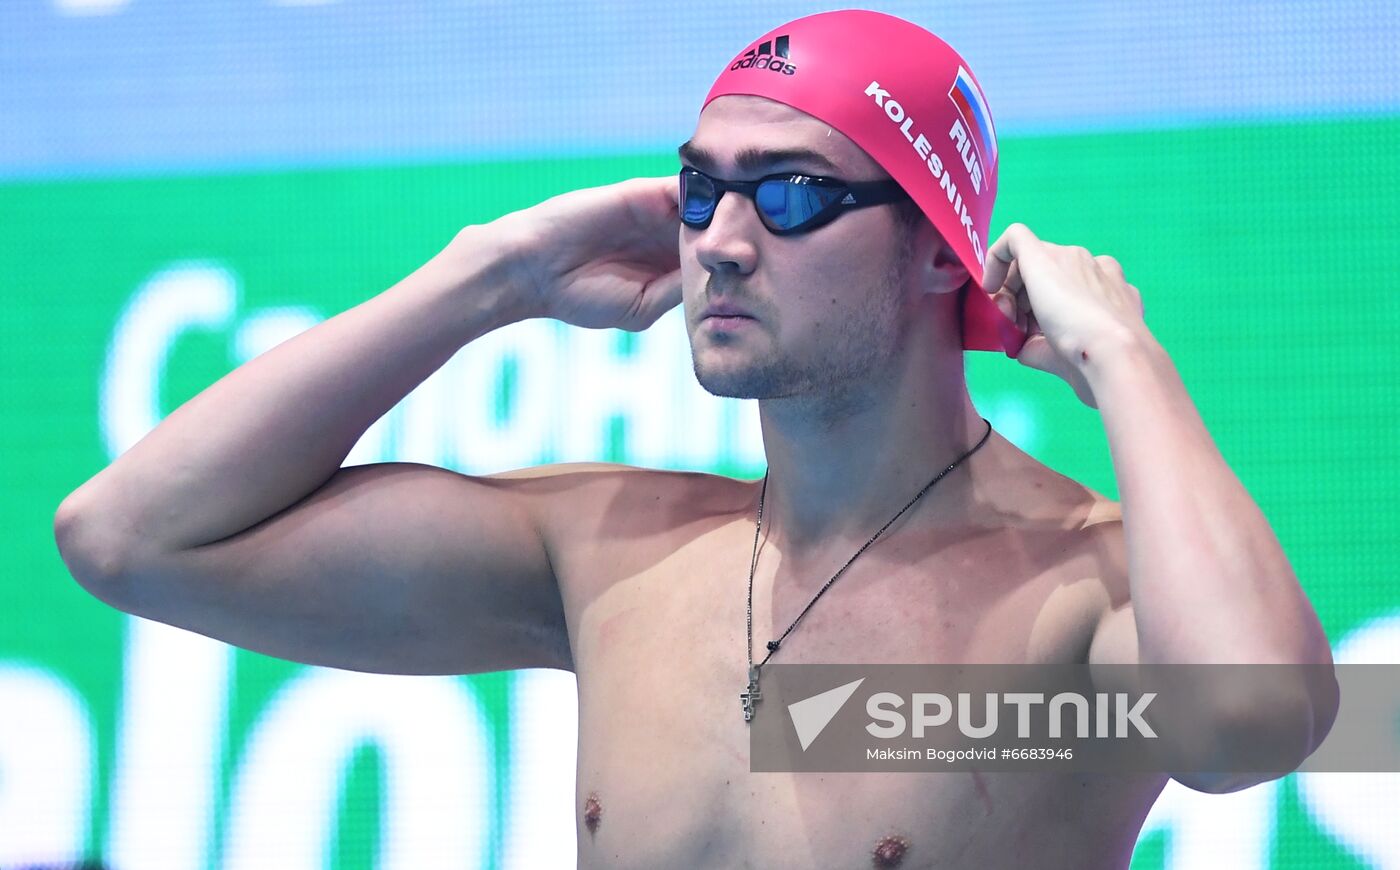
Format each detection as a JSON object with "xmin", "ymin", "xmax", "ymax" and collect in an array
[
  {"xmin": 694, "ymin": 372, "xmax": 758, "ymax": 399},
  {"xmin": 692, "ymin": 363, "xmax": 780, "ymax": 400}
]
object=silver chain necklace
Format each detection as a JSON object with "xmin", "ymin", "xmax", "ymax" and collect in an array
[{"xmin": 741, "ymin": 417, "xmax": 993, "ymax": 722}]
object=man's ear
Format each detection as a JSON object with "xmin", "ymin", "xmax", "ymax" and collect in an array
[{"xmin": 916, "ymin": 227, "xmax": 971, "ymax": 297}]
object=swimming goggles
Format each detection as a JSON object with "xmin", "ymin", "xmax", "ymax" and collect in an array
[{"xmin": 678, "ymin": 167, "xmax": 908, "ymax": 236}]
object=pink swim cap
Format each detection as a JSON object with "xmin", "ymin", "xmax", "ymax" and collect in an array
[{"xmin": 703, "ymin": 9, "xmax": 1023, "ymax": 355}]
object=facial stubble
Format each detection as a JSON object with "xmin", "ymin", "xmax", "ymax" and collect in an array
[{"xmin": 690, "ymin": 232, "xmax": 914, "ymax": 409}]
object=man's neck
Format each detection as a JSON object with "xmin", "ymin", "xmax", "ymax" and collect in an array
[{"xmin": 756, "ymin": 352, "xmax": 989, "ymax": 552}]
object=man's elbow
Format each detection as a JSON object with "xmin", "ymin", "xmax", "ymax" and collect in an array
[
  {"xmin": 1169, "ymin": 669, "xmax": 1338, "ymax": 794},
  {"xmin": 54, "ymin": 497, "xmax": 139, "ymax": 610}
]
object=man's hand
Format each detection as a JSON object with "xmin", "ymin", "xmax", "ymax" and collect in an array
[
  {"xmin": 477, "ymin": 175, "xmax": 683, "ymax": 331},
  {"xmin": 980, "ymin": 223, "xmax": 1147, "ymax": 408}
]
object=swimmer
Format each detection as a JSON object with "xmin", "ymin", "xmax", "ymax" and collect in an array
[{"xmin": 54, "ymin": 10, "xmax": 1337, "ymax": 869}]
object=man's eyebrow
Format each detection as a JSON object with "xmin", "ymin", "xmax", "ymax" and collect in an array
[{"xmin": 677, "ymin": 140, "xmax": 841, "ymax": 176}]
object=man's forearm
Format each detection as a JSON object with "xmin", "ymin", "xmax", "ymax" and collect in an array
[
  {"xmin": 56, "ymin": 224, "xmax": 526, "ymax": 562},
  {"xmin": 1080, "ymin": 327, "xmax": 1332, "ymax": 667}
]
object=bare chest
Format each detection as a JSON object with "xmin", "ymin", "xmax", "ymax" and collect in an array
[{"xmin": 563, "ymin": 521, "xmax": 1153, "ymax": 869}]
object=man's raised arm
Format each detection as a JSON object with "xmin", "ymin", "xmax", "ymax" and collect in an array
[{"xmin": 52, "ymin": 176, "xmax": 682, "ymax": 675}]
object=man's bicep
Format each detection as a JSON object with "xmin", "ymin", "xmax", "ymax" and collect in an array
[
  {"xmin": 103, "ymin": 462, "xmax": 569, "ymax": 675},
  {"xmin": 1088, "ymin": 602, "xmax": 1139, "ymax": 668},
  {"xmin": 1086, "ymin": 510, "xmax": 1139, "ymax": 669}
]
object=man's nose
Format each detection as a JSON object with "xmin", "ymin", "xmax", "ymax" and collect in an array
[{"xmin": 693, "ymin": 191, "xmax": 760, "ymax": 275}]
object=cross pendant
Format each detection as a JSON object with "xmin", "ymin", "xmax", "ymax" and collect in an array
[{"xmin": 740, "ymin": 665, "xmax": 761, "ymax": 722}]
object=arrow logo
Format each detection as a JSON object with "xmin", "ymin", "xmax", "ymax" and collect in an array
[{"xmin": 787, "ymin": 677, "xmax": 865, "ymax": 751}]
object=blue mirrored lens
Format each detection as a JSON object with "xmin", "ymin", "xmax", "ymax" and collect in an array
[
  {"xmin": 756, "ymin": 179, "xmax": 844, "ymax": 230},
  {"xmin": 681, "ymin": 172, "xmax": 717, "ymax": 225}
]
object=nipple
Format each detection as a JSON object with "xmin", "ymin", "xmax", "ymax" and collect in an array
[{"xmin": 872, "ymin": 833, "xmax": 911, "ymax": 867}]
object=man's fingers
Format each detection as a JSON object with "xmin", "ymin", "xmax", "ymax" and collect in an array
[
  {"xmin": 1007, "ymin": 261, "xmax": 1032, "ymax": 314},
  {"xmin": 619, "ymin": 176, "xmax": 682, "ymax": 243},
  {"xmin": 981, "ymin": 222, "xmax": 1040, "ymax": 295},
  {"xmin": 1013, "ymin": 332, "xmax": 1054, "ymax": 371},
  {"xmin": 1094, "ymin": 254, "xmax": 1123, "ymax": 279},
  {"xmin": 989, "ymin": 222, "xmax": 1040, "ymax": 265},
  {"xmin": 632, "ymin": 268, "xmax": 684, "ymax": 330},
  {"xmin": 627, "ymin": 174, "xmax": 680, "ymax": 206},
  {"xmin": 992, "ymin": 288, "xmax": 1016, "ymax": 322},
  {"xmin": 982, "ymin": 223, "xmax": 1038, "ymax": 334},
  {"xmin": 990, "ymin": 260, "xmax": 1033, "ymax": 329}
]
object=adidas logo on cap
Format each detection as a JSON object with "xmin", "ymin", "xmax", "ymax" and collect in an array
[{"xmin": 730, "ymin": 34, "xmax": 797, "ymax": 75}]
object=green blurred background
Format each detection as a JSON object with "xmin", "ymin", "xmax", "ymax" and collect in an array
[{"xmin": 3, "ymin": 2, "xmax": 1398, "ymax": 867}]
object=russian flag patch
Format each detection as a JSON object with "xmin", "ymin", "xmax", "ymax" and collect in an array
[{"xmin": 947, "ymin": 66, "xmax": 997, "ymax": 170}]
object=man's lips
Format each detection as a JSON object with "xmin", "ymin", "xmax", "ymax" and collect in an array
[{"xmin": 702, "ymin": 304, "xmax": 756, "ymax": 320}]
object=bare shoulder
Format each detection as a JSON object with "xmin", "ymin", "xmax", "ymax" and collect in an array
[
  {"xmin": 493, "ymin": 461, "xmax": 758, "ymax": 582},
  {"xmin": 493, "ymin": 460, "xmax": 754, "ymax": 515},
  {"xmin": 978, "ymin": 430, "xmax": 1121, "ymax": 533},
  {"xmin": 975, "ymin": 434, "xmax": 1131, "ymax": 662}
]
